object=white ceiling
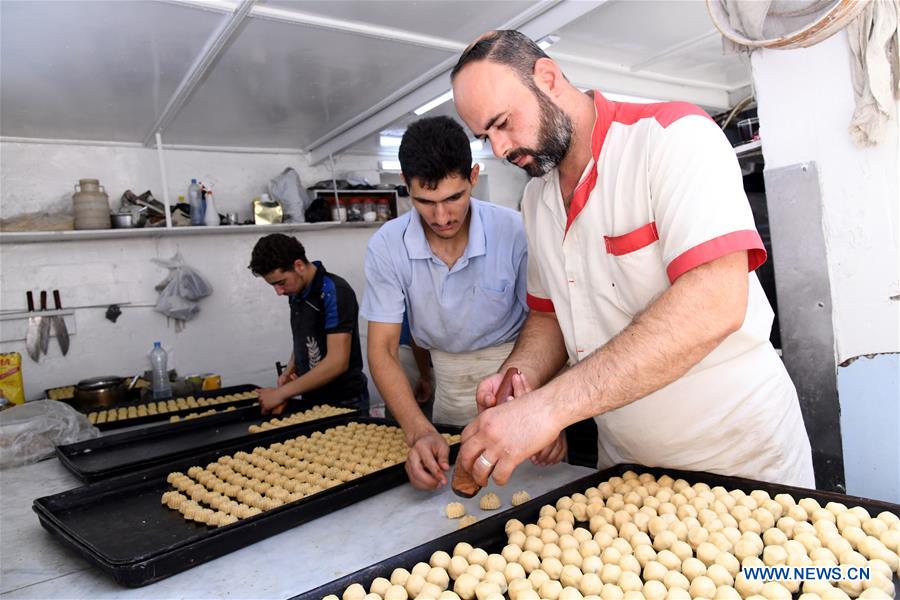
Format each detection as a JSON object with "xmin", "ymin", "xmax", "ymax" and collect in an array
[{"xmin": 0, "ymin": 0, "xmax": 751, "ymax": 161}]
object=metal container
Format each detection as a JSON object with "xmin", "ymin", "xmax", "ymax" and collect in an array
[
  {"xmin": 73, "ymin": 179, "xmax": 111, "ymax": 230},
  {"xmin": 73, "ymin": 376, "xmax": 127, "ymax": 409}
]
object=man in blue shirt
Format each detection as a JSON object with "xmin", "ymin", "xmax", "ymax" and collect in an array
[
  {"xmin": 249, "ymin": 234, "xmax": 368, "ymax": 415},
  {"xmin": 362, "ymin": 116, "xmax": 565, "ymax": 490}
]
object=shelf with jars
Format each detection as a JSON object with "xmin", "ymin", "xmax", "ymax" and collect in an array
[{"xmin": 310, "ymin": 190, "xmax": 398, "ymax": 224}]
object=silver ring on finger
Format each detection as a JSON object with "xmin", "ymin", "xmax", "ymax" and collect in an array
[{"xmin": 476, "ymin": 453, "xmax": 495, "ymax": 470}]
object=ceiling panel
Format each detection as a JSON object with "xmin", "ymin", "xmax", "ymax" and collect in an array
[
  {"xmin": 165, "ymin": 16, "xmax": 454, "ymax": 148},
  {"xmin": 260, "ymin": 0, "xmax": 537, "ymax": 43},
  {"xmin": 0, "ymin": 1, "xmax": 220, "ymax": 141}
]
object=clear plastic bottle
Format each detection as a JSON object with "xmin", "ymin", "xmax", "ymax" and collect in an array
[
  {"xmin": 150, "ymin": 341, "xmax": 172, "ymax": 399},
  {"xmin": 188, "ymin": 179, "xmax": 204, "ymax": 226},
  {"xmin": 203, "ymin": 190, "xmax": 220, "ymax": 227}
]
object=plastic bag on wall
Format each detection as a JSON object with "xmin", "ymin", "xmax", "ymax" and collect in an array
[
  {"xmin": 152, "ymin": 252, "xmax": 213, "ymax": 323},
  {"xmin": 0, "ymin": 400, "xmax": 99, "ymax": 469},
  {"xmin": 268, "ymin": 168, "xmax": 310, "ymax": 223}
]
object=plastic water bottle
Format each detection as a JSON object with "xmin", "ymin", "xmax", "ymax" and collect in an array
[
  {"xmin": 150, "ymin": 342, "xmax": 172, "ymax": 399},
  {"xmin": 188, "ymin": 179, "xmax": 203, "ymax": 226}
]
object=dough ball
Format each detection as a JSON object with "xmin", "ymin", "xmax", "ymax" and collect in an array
[
  {"xmin": 599, "ymin": 563, "xmax": 622, "ymax": 585},
  {"xmin": 426, "ymin": 567, "xmax": 450, "ymax": 590},
  {"xmin": 504, "ymin": 561, "xmax": 526, "ymax": 583},
  {"xmin": 579, "ymin": 573, "xmax": 603, "ymax": 596},
  {"xmin": 528, "ymin": 568, "xmax": 551, "ymax": 589},
  {"xmin": 714, "ymin": 586, "xmax": 742, "ymax": 599},
  {"xmin": 664, "ymin": 588, "xmax": 691, "ymax": 599},
  {"xmin": 518, "ymin": 550, "xmax": 541, "ymax": 573},
  {"xmin": 479, "ymin": 493, "xmax": 501, "ymax": 511},
  {"xmin": 582, "ymin": 555, "xmax": 602, "ymax": 574},
  {"xmin": 512, "ymin": 491, "xmax": 531, "ymax": 506},
  {"xmin": 559, "ymin": 586, "xmax": 583, "ymax": 600},
  {"xmin": 642, "ymin": 560, "xmax": 667, "ymax": 581},
  {"xmin": 560, "ymin": 564, "xmax": 583, "ymax": 587},
  {"xmin": 371, "ymin": 577, "xmax": 393, "ymax": 596},
  {"xmin": 385, "ymin": 585, "xmax": 409, "ymax": 600},
  {"xmin": 467, "ymin": 548, "xmax": 488, "ymax": 566},
  {"xmin": 541, "ymin": 542, "xmax": 562, "ymax": 560},
  {"xmin": 540, "ymin": 579, "xmax": 564, "ymax": 600},
  {"xmin": 705, "ymin": 563, "xmax": 733, "ymax": 587},
  {"xmin": 474, "ymin": 581, "xmax": 502, "ymax": 600},
  {"xmin": 458, "ymin": 515, "xmax": 478, "ymax": 529},
  {"xmin": 448, "ymin": 556, "xmax": 469, "ymax": 580},
  {"xmin": 617, "ymin": 571, "xmax": 643, "ymax": 593},
  {"xmin": 438, "ymin": 590, "xmax": 462, "ymax": 600},
  {"xmin": 430, "ymin": 551, "xmax": 451, "ymax": 570},
  {"xmin": 502, "ymin": 543, "xmax": 522, "ymax": 564},
  {"xmin": 391, "ymin": 568, "xmax": 411, "ymax": 586},
  {"xmin": 643, "ymin": 580, "xmax": 667, "ymax": 600},
  {"xmin": 464, "ymin": 564, "xmax": 486, "ymax": 580},
  {"xmin": 696, "ymin": 542, "xmax": 720, "ymax": 566},
  {"xmin": 418, "ymin": 583, "xmax": 443, "ymax": 599},
  {"xmin": 760, "ymin": 581, "xmax": 792, "ymax": 599},
  {"xmin": 618, "ymin": 555, "xmax": 641, "ymax": 576},
  {"xmin": 508, "ymin": 530, "xmax": 526, "ymax": 548},
  {"xmin": 663, "ymin": 570, "xmax": 690, "ymax": 591},
  {"xmin": 656, "ymin": 549, "xmax": 681, "ymax": 571},
  {"xmin": 445, "ymin": 502, "xmax": 466, "ymax": 519},
  {"xmin": 452, "ymin": 574, "xmax": 479, "ymax": 600},
  {"xmin": 507, "ymin": 578, "xmax": 531, "ymax": 600},
  {"xmin": 681, "ymin": 557, "xmax": 707, "ymax": 581},
  {"xmin": 343, "ymin": 583, "xmax": 367, "ymax": 600},
  {"xmin": 405, "ymin": 574, "xmax": 426, "ymax": 597},
  {"xmin": 541, "ymin": 557, "xmax": 564, "ymax": 580},
  {"xmin": 599, "ymin": 583, "xmax": 624, "ymax": 599},
  {"xmin": 411, "ymin": 562, "xmax": 431, "ymax": 577}
]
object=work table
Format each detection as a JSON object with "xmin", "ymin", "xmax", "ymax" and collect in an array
[{"xmin": 1, "ymin": 455, "xmax": 594, "ymax": 598}]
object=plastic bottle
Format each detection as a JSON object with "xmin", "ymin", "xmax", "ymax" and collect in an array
[
  {"xmin": 188, "ymin": 179, "xmax": 203, "ymax": 226},
  {"xmin": 204, "ymin": 191, "xmax": 220, "ymax": 227},
  {"xmin": 150, "ymin": 342, "xmax": 172, "ymax": 399}
]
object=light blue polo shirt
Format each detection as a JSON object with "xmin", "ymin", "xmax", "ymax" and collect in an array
[{"xmin": 361, "ymin": 198, "xmax": 528, "ymax": 353}]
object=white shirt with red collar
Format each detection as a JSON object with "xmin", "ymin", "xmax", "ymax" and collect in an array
[{"xmin": 522, "ymin": 92, "xmax": 814, "ymax": 487}]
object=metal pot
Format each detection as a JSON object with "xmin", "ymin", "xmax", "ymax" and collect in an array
[
  {"xmin": 110, "ymin": 213, "xmax": 136, "ymax": 229},
  {"xmin": 73, "ymin": 375, "xmax": 127, "ymax": 409}
]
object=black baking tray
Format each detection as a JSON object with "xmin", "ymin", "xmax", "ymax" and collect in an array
[
  {"xmin": 293, "ymin": 463, "xmax": 900, "ymax": 599},
  {"xmin": 87, "ymin": 384, "xmax": 259, "ymax": 431},
  {"xmin": 56, "ymin": 399, "xmax": 359, "ymax": 482},
  {"xmin": 34, "ymin": 417, "xmax": 462, "ymax": 588}
]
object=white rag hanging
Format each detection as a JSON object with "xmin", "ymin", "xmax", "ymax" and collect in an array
[{"xmin": 846, "ymin": 0, "xmax": 900, "ymax": 146}]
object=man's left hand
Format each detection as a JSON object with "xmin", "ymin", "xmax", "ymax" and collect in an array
[
  {"xmin": 458, "ymin": 389, "xmax": 563, "ymax": 486},
  {"xmin": 258, "ymin": 387, "xmax": 288, "ymax": 415}
]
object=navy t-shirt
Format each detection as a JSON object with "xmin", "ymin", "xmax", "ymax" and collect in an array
[{"xmin": 288, "ymin": 261, "xmax": 367, "ymax": 407}]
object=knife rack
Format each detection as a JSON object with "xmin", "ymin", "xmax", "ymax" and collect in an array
[{"xmin": 0, "ymin": 309, "xmax": 76, "ymax": 344}]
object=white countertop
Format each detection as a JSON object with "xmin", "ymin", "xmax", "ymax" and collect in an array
[{"xmin": 0, "ymin": 455, "xmax": 594, "ymax": 598}]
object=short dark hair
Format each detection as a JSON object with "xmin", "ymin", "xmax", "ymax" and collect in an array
[
  {"xmin": 249, "ymin": 233, "xmax": 308, "ymax": 276},
  {"xmin": 398, "ymin": 116, "xmax": 472, "ymax": 190},
  {"xmin": 451, "ymin": 30, "xmax": 549, "ymax": 86}
]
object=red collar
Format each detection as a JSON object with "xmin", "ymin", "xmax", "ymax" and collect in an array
[{"xmin": 565, "ymin": 90, "xmax": 609, "ymax": 235}]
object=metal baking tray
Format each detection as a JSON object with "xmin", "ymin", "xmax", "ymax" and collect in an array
[
  {"xmin": 56, "ymin": 399, "xmax": 359, "ymax": 482},
  {"xmin": 294, "ymin": 463, "xmax": 900, "ymax": 599},
  {"xmin": 87, "ymin": 384, "xmax": 259, "ymax": 431},
  {"xmin": 33, "ymin": 417, "xmax": 462, "ymax": 588}
]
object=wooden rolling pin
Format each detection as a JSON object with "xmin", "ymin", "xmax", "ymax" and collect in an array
[{"xmin": 451, "ymin": 367, "xmax": 520, "ymax": 498}]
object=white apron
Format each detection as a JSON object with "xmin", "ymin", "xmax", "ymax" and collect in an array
[{"xmin": 429, "ymin": 342, "xmax": 515, "ymax": 426}]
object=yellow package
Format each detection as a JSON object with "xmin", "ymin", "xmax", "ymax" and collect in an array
[{"xmin": 0, "ymin": 352, "xmax": 25, "ymax": 405}]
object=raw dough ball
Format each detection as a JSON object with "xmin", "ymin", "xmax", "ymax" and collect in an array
[
  {"xmin": 391, "ymin": 568, "xmax": 411, "ymax": 586},
  {"xmin": 343, "ymin": 583, "xmax": 367, "ymax": 600},
  {"xmin": 599, "ymin": 563, "xmax": 622, "ymax": 585},
  {"xmin": 599, "ymin": 583, "xmax": 624, "ymax": 600},
  {"xmin": 418, "ymin": 583, "xmax": 443, "ymax": 599},
  {"xmin": 706, "ymin": 563, "xmax": 734, "ymax": 587},
  {"xmin": 560, "ymin": 564, "xmax": 583, "ymax": 587},
  {"xmin": 502, "ymin": 544, "xmax": 522, "ymax": 564},
  {"xmin": 446, "ymin": 502, "xmax": 466, "ymax": 519},
  {"xmin": 760, "ymin": 581, "xmax": 792, "ymax": 599},
  {"xmin": 458, "ymin": 515, "xmax": 477, "ymax": 529},
  {"xmin": 448, "ymin": 556, "xmax": 469, "ymax": 580},
  {"xmin": 559, "ymin": 586, "xmax": 584, "ymax": 600},
  {"xmin": 619, "ymin": 555, "xmax": 641, "ymax": 576},
  {"xmin": 579, "ymin": 573, "xmax": 603, "ymax": 596},
  {"xmin": 643, "ymin": 580, "xmax": 667, "ymax": 600},
  {"xmin": 681, "ymin": 557, "xmax": 707, "ymax": 581},
  {"xmin": 512, "ymin": 491, "xmax": 531, "ymax": 506},
  {"xmin": 480, "ymin": 493, "xmax": 501, "ymax": 510},
  {"xmin": 411, "ymin": 562, "xmax": 431, "ymax": 578},
  {"xmin": 371, "ymin": 577, "xmax": 393, "ymax": 596},
  {"xmin": 696, "ymin": 542, "xmax": 720, "ymax": 566},
  {"xmin": 465, "ymin": 564, "xmax": 486, "ymax": 580},
  {"xmin": 430, "ymin": 551, "xmax": 451, "ymax": 570},
  {"xmin": 453, "ymin": 574, "xmax": 479, "ymax": 600},
  {"xmin": 426, "ymin": 567, "xmax": 450, "ymax": 590},
  {"xmin": 504, "ymin": 561, "xmax": 526, "ymax": 582},
  {"xmin": 518, "ymin": 550, "xmax": 541, "ymax": 573},
  {"xmin": 617, "ymin": 571, "xmax": 643, "ymax": 593},
  {"xmin": 663, "ymin": 570, "xmax": 690, "ymax": 591},
  {"xmin": 689, "ymin": 575, "xmax": 716, "ymax": 599},
  {"xmin": 385, "ymin": 585, "xmax": 409, "ymax": 600},
  {"xmin": 404, "ymin": 574, "xmax": 426, "ymax": 597},
  {"xmin": 642, "ymin": 560, "xmax": 667, "ymax": 582},
  {"xmin": 714, "ymin": 552, "xmax": 741, "ymax": 577},
  {"xmin": 540, "ymin": 580, "xmax": 564, "ymax": 600},
  {"xmin": 474, "ymin": 581, "xmax": 501, "ymax": 600},
  {"xmin": 656, "ymin": 550, "xmax": 681, "ymax": 571}
]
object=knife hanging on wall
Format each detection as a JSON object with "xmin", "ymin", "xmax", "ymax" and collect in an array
[{"xmin": 52, "ymin": 290, "xmax": 70, "ymax": 356}]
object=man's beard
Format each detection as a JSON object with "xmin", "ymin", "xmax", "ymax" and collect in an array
[{"xmin": 506, "ymin": 85, "xmax": 573, "ymax": 177}]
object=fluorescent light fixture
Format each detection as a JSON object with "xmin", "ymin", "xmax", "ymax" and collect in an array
[
  {"xmin": 537, "ymin": 35, "xmax": 560, "ymax": 50},
  {"xmin": 380, "ymin": 160, "xmax": 402, "ymax": 172},
  {"xmin": 413, "ymin": 90, "xmax": 454, "ymax": 116},
  {"xmin": 470, "ymin": 139, "xmax": 484, "ymax": 152},
  {"xmin": 379, "ymin": 135, "xmax": 402, "ymax": 148}
]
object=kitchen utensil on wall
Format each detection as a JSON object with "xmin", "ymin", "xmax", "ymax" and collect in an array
[
  {"xmin": 25, "ymin": 292, "xmax": 40, "ymax": 362},
  {"xmin": 52, "ymin": 290, "xmax": 70, "ymax": 356},
  {"xmin": 38, "ymin": 290, "xmax": 51, "ymax": 356},
  {"xmin": 72, "ymin": 179, "xmax": 110, "ymax": 230}
]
